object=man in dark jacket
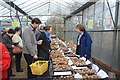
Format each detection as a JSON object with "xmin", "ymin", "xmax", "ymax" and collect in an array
[
  {"xmin": 76, "ymin": 24, "xmax": 92, "ymax": 59},
  {"xmin": 2, "ymin": 29, "xmax": 15, "ymax": 77}
]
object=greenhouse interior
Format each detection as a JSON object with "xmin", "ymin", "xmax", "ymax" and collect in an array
[{"xmin": 0, "ymin": 0, "xmax": 120, "ymax": 79}]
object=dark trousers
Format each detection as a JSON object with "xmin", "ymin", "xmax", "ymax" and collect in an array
[
  {"xmin": 8, "ymin": 52, "xmax": 13, "ymax": 77},
  {"xmin": 8, "ymin": 59, "xmax": 13, "ymax": 77},
  {"xmin": 24, "ymin": 54, "xmax": 37, "ymax": 78},
  {"xmin": 14, "ymin": 53, "xmax": 22, "ymax": 71},
  {"xmin": 1, "ymin": 78, "xmax": 9, "ymax": 80}
]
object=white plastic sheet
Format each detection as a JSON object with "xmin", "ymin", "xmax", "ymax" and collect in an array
[
  {"xmin": 97, "ymin": 69, "xmax": 109, "ymax": 78},
  {"xmin": 72, "ymin": 66, "xmax": 87, "ymax": 70},
  {"xmin": 68, "ymin": 59, "xmax": 73, "ymax": 66},
  {"xmin": 85, "ymin": 60, "xmax": 92, "ymax": 65},
  {"xmin": 54, "ymin": 71, "xmax": 72, "ymax": 76},
  {"xmin": 74, "ymin": 73, "xmax": 82, "ymax": 78},
  {"xmin": 80, "ymin": 57, "xmax": 86, "ymax": 62},
  {"xmin": 92, "ymin": 64, "xmax": 99, "ymax": 72}
]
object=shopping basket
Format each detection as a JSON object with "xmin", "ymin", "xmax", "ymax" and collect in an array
[{"xmin": 29, "ymin": 60, "xmax": 48, "ymax": 75}]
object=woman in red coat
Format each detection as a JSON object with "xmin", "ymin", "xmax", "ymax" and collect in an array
[{"xmin": 0, "ymin": 42, "xmax": 11, "ymax": 80}]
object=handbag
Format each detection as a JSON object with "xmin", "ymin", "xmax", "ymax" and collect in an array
[{"xmin": 12, "ymin": 46, "xmax": 22, "ymax": 54}]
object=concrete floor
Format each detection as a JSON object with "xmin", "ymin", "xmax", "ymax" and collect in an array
[{"xmin": 10, "ymin": 54, "xmax": 27, "ymax": 79}]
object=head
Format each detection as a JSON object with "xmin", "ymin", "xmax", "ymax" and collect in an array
[
  {"xmin": 4, "ymin": 28, "xmax": 9, "ymax": 32},
  {"xmin": 8, "ymin": 29, "xmax": 14, "ymax": 37},
  {"xmin": 31, "ymin": 18, "xmax": 42, "ymax": 28},
  {"xmin": 76, "ymin": 24, "xmax": 85, "ymax": 33},
  {"xmin": 44, "ymin": 26, "xmax": 53, "ymax": 34},
  {"xmin": 14, "ymin": 27, "xmax": 21, "ymax": 35},
  {"xmin": 39, "ymin": 25, "xmax": 45, "ymax": 32}
]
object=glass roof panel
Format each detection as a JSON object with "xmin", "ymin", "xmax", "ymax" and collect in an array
[
  {"xmin": 0, "ymin": 0, "xmax": 90, "ymax": 22},
  {"xmin": 13, "ymin": 0, "xmax": 88, "ymax": 16},
  {"xmin": 50, "ymin": 2, "xmax": 70, "ymax": 14},
  {"xmin": 25, "ymin": 2, "xmax": 49, "ymax": 13},
  {"xmin": 14, "ymin": 0, "xmax": 29, "ymax": 6},
  {"xmin": 14, "ymin": 0, "xmax": 48, "ymax": 9},
  {"xmin": 0, "ymin": 8, "xmax": 10, "ymax": 16},
  {"xmin": 1, "ymin": 10, "xmax": 10, "ymax": 16},
  {"xmin": 23, "ymin": 1, "xmax": 48, "ymax": 12},
  {"xmin": 49, "ymin": 3, "xmax": 70, "ymax": 15},
  {"xmin": 29, "ymin": 8, "xmax": 49, "ymax": 15},
  {"xmin": 0, "ymin": 5, "xmax": 5, "ymax": 10},
  {"xmin": 27, "ymin": 3, "xmax": 49, "ymax": 15}
]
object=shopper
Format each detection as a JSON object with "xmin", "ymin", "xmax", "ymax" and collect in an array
[
  {"xmin": 37, "ymin": 25, "xmax": 52, "ymax": 77},
  {"xmin": 2, "ymin": 29, "xmax": 15, "ymax": 77},
  {"xmin": 2, "ymin": 28, "xmax": 9, "ymax": 37},
  {"xmin": 22, "ymin": 18, "xmax": 41, "ymax": 78},
  {"xmin": 36, "ymin": 24, "xmax": 45, "ymax": 41},
  {"xmin": 75, "ymin": 24, "xmax": 92, "ymax": 59},
  {"xmin": 0, "ymin": 42, "xmax": 11, "ymax": 80},
  {"xmin": 38, "ymin": 25, "xmax": 52, "ymax": 60},
  {"xmin": 12, "ymin": 27, "xmax": 23, "ymax": 72}
]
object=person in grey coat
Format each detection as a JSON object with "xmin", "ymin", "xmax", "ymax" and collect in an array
[{"xmin": 22, "ymin": 18, "xmax": 41, "ymax": 78}]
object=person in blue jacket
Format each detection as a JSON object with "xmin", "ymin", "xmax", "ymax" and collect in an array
[{"xmin": 75, "ymin": 24, "xmax": 92, "ymax": 59}]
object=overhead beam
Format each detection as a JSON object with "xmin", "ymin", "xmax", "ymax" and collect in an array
[
  {"xmin": 65, "ymin": 0, "xmax": 98, "ymax": 20},
  {"xmin": 4, "ymin": 1, "xmax": 32, "ymax": 20}
]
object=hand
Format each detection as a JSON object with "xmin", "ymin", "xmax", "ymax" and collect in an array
[
  {"xmin": 12, "ymin": 45, "xmax": 15, "ymax": 48},
  {"xmin": 49, "ymin": 49, "xmax": 51, "ymax": 52},
  {"xmin": 38, "ymin": 40, "xmax": 43, "ymax": 45},
  {"xmin": 33, "ymin": 55, "xmax": 38, "ymax": 59}
]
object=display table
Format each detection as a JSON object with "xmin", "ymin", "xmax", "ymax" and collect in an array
[{"xmin": 48, "ymin": 38, "xmax": 109, "ymax": 79}]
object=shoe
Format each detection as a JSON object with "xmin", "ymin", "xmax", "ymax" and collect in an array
[
  {"xmin": 10, "ymin": 74, "xmax": 16, "ymax": 77},
  {"xmin": 16, "ymin": 68, "xmax": 23, "ymax": 72}
]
